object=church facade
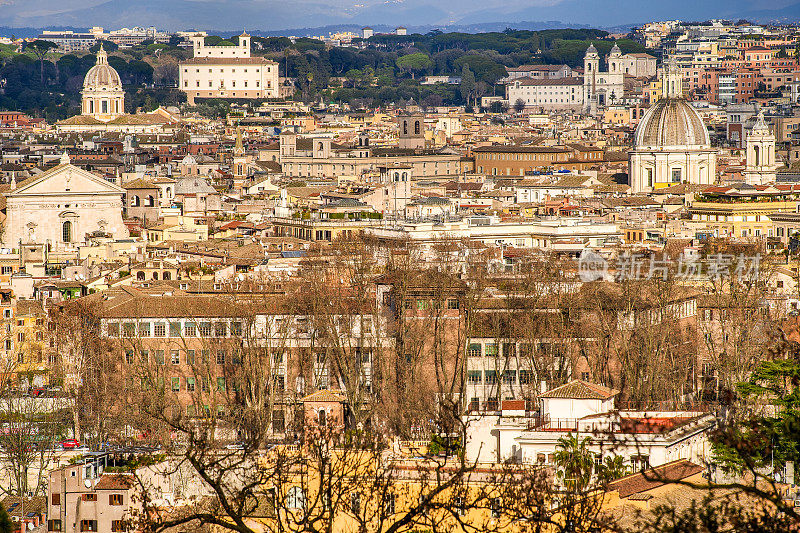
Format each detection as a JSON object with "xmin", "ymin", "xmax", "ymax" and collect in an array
[
  {"xmin": 583, "ymin": 43, "xmax": 625, "ymax": 114},
  {"xmin": 3, "ymin": 154, "xmax": 129, "ymax": 250}
]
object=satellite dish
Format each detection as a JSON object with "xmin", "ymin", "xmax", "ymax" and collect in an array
[{"xmin": 84, "ymin": 479, "xmax": 92, "ymax": 488}]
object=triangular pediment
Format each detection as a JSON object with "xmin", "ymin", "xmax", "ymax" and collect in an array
[{"xmin": 9, "ymin": 164, "xmax": 124, "ymax": 197}]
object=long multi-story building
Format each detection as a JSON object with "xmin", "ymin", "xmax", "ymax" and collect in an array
[
  {"xmin": 472, "ymin": 144, "xmax": 606, "ymax": 176},
  {"xmin": 37, "ymin": 30, "xmax": 98, "ymax": 52},
  {"xmin": 277, "ymin": 134, "xmax": 462, "ymax": 179},
  {"xmin": 505, "ymin": 78, "xmax": 584, "ymax": 111},
  {"xmin": 178, "ymin": 32, "xmax": 281, "ymax": 104}
]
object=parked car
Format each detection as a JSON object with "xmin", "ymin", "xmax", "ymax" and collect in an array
[{"xmin": 60, "ymin": 439, "xmax": 80, "ymax": 449}]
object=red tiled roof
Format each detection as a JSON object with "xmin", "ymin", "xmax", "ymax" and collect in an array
[
  {"xmin": 540, "ymin": 380, "xmax": 618, "ymax": 400},
  {"xmin": 94, "ymin": 473, "xmax": 134, "ymax": 490},
  {"xmin": 608, "ymin": 459, "xmax": 703, "ymax": 498}
]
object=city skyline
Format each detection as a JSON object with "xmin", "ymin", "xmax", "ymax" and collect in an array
[{"xmin": 4, "ymin": 0, "xmax": 800, "ymax": 31}]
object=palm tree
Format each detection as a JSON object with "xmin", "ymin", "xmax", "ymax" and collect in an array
[{"xmin": 553, "ymin": 433, "xmax": 595, "ymax": 492}]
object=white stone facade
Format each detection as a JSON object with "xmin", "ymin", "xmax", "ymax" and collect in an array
[
  {"xmin": 743, "ymin": 112, "xmax": 777, "ymax": 185},
  {"xmin": 583, "ymin": 44, "xmax": 626, "ymax": 113},
  {"xmin": 505, "ymin": 78, "xmax": 584, "ymax": 110},
  {"xmin": 179, "ymin": 32, "xmax": 280, "ymax": 104},
  {"xmin": 3, "ymin": 157, "xmax": 128, "ymax": 250}
]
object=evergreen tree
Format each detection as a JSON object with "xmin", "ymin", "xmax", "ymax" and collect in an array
[{"xmin": 459, "ymin": 65, "xmax": 475, "ymax": 107}]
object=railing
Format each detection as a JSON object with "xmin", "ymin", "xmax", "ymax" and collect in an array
[
  {"xmin": 268, "ymin": 216, "xmax": 386, "ymax": 227},
  {"xmin": 529, "ymin": 414, "xmax": 579, "ymax": 431}
]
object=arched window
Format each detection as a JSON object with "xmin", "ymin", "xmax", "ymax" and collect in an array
[
  {"xmin": 89, "ymin": 100, "xmax": 94, "ymax": 114},
  {"xmin": 101, "ymin": 100, "xmax": 108, "ymax": 114},
  {"xmin": 318, "ymin": 408, "xmax": 326, "ymax": 426},
  {"xmin": 166, "ymin": 187, "xmax": 172, "ymax": 197},
  {"xmin": 146, "ymin": 195, "xmax": 155, "ymax": 207},
  {"xmin": 317, "ymin": 142, "xmax": 323, "ymax": 151},
  {"xmin": 137, "ymin": 271, "xmax": 145, "ymax": 280},
  {"xmin": 414, "ymin": 121, "xmax": 420, "ymax": 135},
  {"xmin": 162, "ymin": 272, "xmax": 171, "ymax": 281},
  {"xmin": 62, "ymin": 221, "xmax": 72, "ymax": 243},
  {"xmin": 152, "ymin": 272, "xmax": 159, "ymax": 280},
  {"xmin": 131, "ymin": 196, "xmax": 140, "ymax": 207},
  {"xmin": 754, "ymin": 145, "xmax": 760, "ymax": 166},
  {"xmin": 403, "ymin": 121, "xmax": 408, "ymax": 135},
  {"xmin": 402, "ymin": 172, "xmax": 408, "ymax": 181}
]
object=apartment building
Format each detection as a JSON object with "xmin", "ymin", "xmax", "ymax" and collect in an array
[
  {"xmin": 47, "ymin": 454, "xmax": 208, "ymax": 533},
  {"xmin": 80, "ymin": 286, "xmax": 386, "ymax": 435},
  {"xmin": 37, "ymin": 31, "xmax": 98, "ymax": 52},
  {"xmin": 464, "ymin": 284, "xmax": 699, "ymax": 411},
  {"xmin": 687, "ymin": 184, "xmax": 800, "ymax": 238}
]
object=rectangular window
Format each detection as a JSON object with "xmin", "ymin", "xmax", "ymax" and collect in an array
[
  {"xmin": 215, "ymin": 322, "xmax": 227, "ymax": 337},
  {"xmin": 217, "ymin": 377, "xmax": 226, "ymax": 391},
  {"xmin": 485, "ymin": 370, "xmax": 497, "ymax": 384},
  {"xmin": 216, "ymin": 350, "xmax": 226, "ymax": 365},
  {"xmin": 111, "ymin": 520, "xmax": 124, "ymax": 532},
  {"xmin": 186, "ymin": 377, "xmax": 196, "ymax": 392},
  {"xmin": 48, "ymin": 520, "xmax": 62, "ymax": 531},
  {"xmin": 468, "ymin": 344, "xmax": 482, "ymax": 357},
  {"xmin": 185, "ymin": 322, "xmax": 197, "ymax": 336},
  {"xmin": 171, "ymin": 377, "xmax": 180, "ymax": 392},
  {"xmin": 171, "ymin": 350, "xmax": 180, "ymax": 365},
  {"xmin": 231, "ymin": 321, "xmax": 242, "ymax": 336},
  {"xmin": 107, "ymin": 322, "xmax": 119, "ymax": 337},
  {"xmin": 485, "ymin": 344, "xmax": 498, "ymax": 357},
  {"xmin": 447, "ymin": 298, "xmax": 460, "ymax": 309},
  {"xmin": 199, "ymin": 322, "xmax": 212, "ymax": 336},
  {"xmin": 155, "ymin": 350, "xmax": 165, "ymax": 365},
  {"xmin": 467, "ymin": 370, "xmax": 482, "ymax": 383},
  {"xmin": 51, "ymin": 493, "xmax": 61, "ymax": 506},
  {"xmin": 519, "ymin": 370, "xmax": 533, "ymax": 384},
  {"xmin": 109, "ymin": 494, "xmax": 123, "ymax": 506},
  {"xmin": 169, "ymin": 322, "xmax": 182, "ymax": 337},
  {"xmin": 125, "ymin": 350, "xmax": 134, "ymax": 365},
  {"xmin": 671, "ymin": 168, "xmax": 681, "ymax": 183},
  {"xmin": 139, "ymin": 322, "xmax": 151, "ymax": 337},
  {"xmin": 187, "ymin": 350, "xmax": 196, "ymax": 365},
  {"xmin": 503, "ymin": 370, "xmax": 517, "ymax": 384},
  {"xmin": 81, "ymin": 494, "xmax": 97, "ymax": 502},
  {"xmin": 154, "ymin": 323, "xmax": 166, "ymax": 337}
]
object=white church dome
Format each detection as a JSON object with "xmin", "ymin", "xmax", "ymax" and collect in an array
[
  {"xmin": 83, "ymin": 47, "xmax": 122, "ymax": 91},
  {"xmin": 634, "ymin": 97, "xmax": 710, "ymax": 148}
]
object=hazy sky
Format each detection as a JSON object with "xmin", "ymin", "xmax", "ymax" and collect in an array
[{"xmin": 0, "ymin": 0, "xmax": 796, "ymax": 31}]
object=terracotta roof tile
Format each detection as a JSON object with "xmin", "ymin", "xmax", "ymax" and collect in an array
[
  {"xmin": 540, "ymin": 380, "xmax": 618, "ymax": 400},
  {"xmin": 608, "ymin": 459, "xmax": 703, "ymax": 498}
]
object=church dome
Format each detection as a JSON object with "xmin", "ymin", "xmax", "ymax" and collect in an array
[
  {"xmin": 83, "ymin": 47, "xmax": 122, "ymax": 91},
  {"xmin": 634, "ymin": 97, "xmax": 710, "ymax": 148}
]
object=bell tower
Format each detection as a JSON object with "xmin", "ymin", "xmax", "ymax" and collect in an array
[{"xmin": 744, "ymin": 111, "xmax": 777, "ymax": 185}]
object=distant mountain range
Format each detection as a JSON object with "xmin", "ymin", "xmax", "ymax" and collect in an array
[{"xmin": 1, "ymin": 0, "xmax": 800, "ymax": 36}]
